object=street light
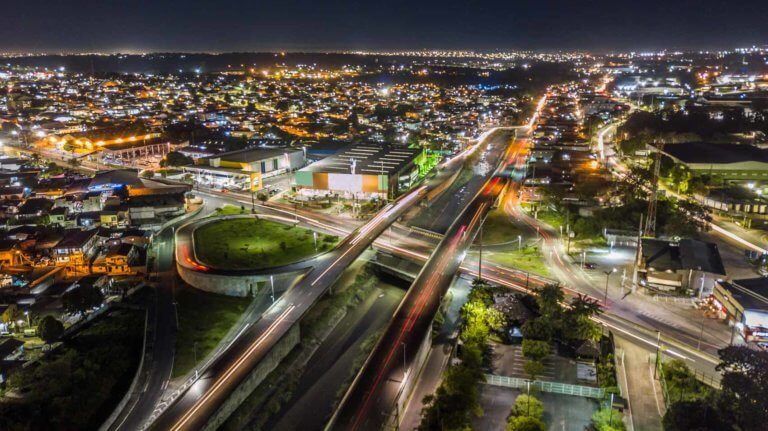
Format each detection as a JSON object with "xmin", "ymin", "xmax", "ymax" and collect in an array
[
  {"xmin": 603, "ymin": 268, "xmax": 617, "ymax": 305},
  {"xmin": 518, "ymin": 235, "xmax": 522, "ymax": 251}
]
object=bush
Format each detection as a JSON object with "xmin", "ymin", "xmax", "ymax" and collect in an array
[
  {"xmin": 507, "ymin": 415, "xmax": 545, "ymax": 431},
  {"xmin": 510, "ymin": 394, "xmax": 544, "ymax": 419},
  {"xmin": 591, "ymin": 407, "xmax": 625, "ymax": 431},
  {"xmin": 521, "ymin": 339, "xmax": 550, "ymax": 361},
  {"xmin": 523, "ymin": 360, "xmax": 545, "ymax": 381},
  {"xmin": 663, "ymin": 399, "xmax": 730, "ymax": 431},
  {"xmin": 38, "ymin": 315, "xmax": 64, "ymax": 344},
  {"xmin": 662, "ymin": 359, "xmax": 712, "ymax": 403}
]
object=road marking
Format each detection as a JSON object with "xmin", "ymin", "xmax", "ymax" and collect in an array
[{"xmin": 170, "ymin": 305, "xmax": 296, "ymax": 431}]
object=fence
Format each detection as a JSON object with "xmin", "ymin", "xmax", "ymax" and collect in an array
[
  {"xmin": 484, "ymin": 374, "xmax": 606, "ymax": 399},
  {"xmin": 655, "ymin": 353, "xmax": 721, "ymax": 410}
]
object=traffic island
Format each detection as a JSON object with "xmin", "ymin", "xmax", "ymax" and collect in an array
[{"xmin": 176, "ymin": 214, "xmax": 340, "ymax": 297}]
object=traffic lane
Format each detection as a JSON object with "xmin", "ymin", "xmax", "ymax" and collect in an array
[
  {"xmin": 333, "ymin": 196, "xmax": 492, "ymax": 430},
  {"xmin": 152, "ymin": 187, "xmax": 429, "ymax": 430},
  {"xmin": 152, "ymin": 300, "xmax": 299, "ymax": 431}
]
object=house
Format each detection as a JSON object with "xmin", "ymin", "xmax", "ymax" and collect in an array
[
  {"xmin": 0, "ymin": 239, "xmax": 23, "ymax": 268},
  {"xmin": 638, "ymin": 238, "xmax": 726, "ymax": 294},
  {"xmin": 53, "ymin": 229, "xmax": 99, "ymax": 271},
  {"xmin": 47, "ymin": 207, "xmax": 67, "ymax": 227},
  {"xmin": 16, "ymin": 198, "xmax": 53, "ymax": 221},
  {"xmin": 91, "ymin": 243, "xmax": 138, "ymax": 275}
]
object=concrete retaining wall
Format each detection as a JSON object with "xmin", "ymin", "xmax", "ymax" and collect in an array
[
  {"xmin": 202, "ymin": 323, "xmax": 301, "ymax": 431},
  {"xmin": 177, "ymin": 264, "xmax": 307, "ymax": 297}
]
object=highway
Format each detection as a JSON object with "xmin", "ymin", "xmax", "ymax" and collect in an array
[
  {"xmin": 329, "ymin": 135, "xmax": 522, "ymax": 430},
  {"xmin": 147, "ymin": 128, "xmax": 513, "ymax": 431}
]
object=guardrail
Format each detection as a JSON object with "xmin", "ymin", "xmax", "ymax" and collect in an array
[{"xmin": 484, "ymin": 374, "xmax": 606, "ymax": 399}]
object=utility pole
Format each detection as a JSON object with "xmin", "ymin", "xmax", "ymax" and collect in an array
[
  {"xmin": 632, "ymin": 213, "xmax": 644, "ymax": 292},
  {"xmin": 478, "ymin": 223, "xmax": 483, "ymax": 282},
  {"xmin": 645, "ymin": 139, "xmax": 664, "ymax": 237}
]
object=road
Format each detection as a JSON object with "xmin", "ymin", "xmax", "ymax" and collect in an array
[
  {"xmin": 147, "ymin": 128, "xmax": 514, "ymax": 431},
  {"xmin": 109, "ymin": 216, "xmax": 184, "ymax": 430},
  {"xmin": 329, "ymin": 134, "xmax": 521, "ymax": 430}
]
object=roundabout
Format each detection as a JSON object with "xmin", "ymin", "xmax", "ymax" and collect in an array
[
  {"xmin": 193, "ymin": 215, "xmax": 339, "ymax": 271},
  {"xmin": 176, "ymin": 212, "xmax": 340, "ymax": 296}
]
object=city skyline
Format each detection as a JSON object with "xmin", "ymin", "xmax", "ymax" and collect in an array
[{"xmin": 1, "ymin": 0, "xmax": 767, "ymax": 53}]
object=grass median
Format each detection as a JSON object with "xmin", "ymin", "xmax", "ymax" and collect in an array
[
  {"xmin": 172, "ymin": 286, "xmax": 252, "ymax": 378},
  {"xmin": 486, "ymin": 245, "xmax": 551, "ymax": 277},
  {"xmin": 481, "ymin": 207, "xmax": 523, "ymax": 245},
  {"xmin": 194, "ymin": 217, "xmax": 339, "ymax": 270}
]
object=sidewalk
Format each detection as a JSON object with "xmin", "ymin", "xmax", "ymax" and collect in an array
[{"xmin": 614, "ymin": 336, "xmax": 664, "ymax": 431}]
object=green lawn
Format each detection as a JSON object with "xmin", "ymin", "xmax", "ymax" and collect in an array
[
  {"xmin": 213, "ymin": 204, "xmax": 250, "ymax": 216},
  {"xmin": 481, "ymin": 208, "xmax": 522, "ymax": 245},
  {"xmin": 535, "ymin": 210, "xmax": 566, "ymax": 231},
  {"xmin": 173, "ymin": 286, "xmax": 252, "ymax": 378},
  {"xmin": 486, "ymin": 245, "xmax": 551, "ymax": 277},
  {"xmin": 194, "ymin": 217, "xmax": 339, "ymax": 270}
]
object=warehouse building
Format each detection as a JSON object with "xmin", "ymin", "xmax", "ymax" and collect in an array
[
  {"xmin": 294, "ymin": 144, "xmax": 424, "ymax": 199},
  {"xmin": 183, "ymin": 147, "xmax": 305, "ymax": 191},
  {"xmin": 663, "ymin": 142, "xmax": 768, "ymax": 180}
]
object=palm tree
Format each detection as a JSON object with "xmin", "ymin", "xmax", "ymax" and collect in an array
[{"xmin": 570, "ymin": 294, "xmax": 602, "ymax": 318}]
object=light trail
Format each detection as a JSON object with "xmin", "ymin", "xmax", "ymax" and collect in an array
[{"xmin": 170, "ymin": 304, "xmax": 296, "ymax": 431}]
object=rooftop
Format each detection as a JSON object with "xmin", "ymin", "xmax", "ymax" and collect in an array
[
  {"xmin": 204, "ymin": 147, "xmax": 301, "ymax": 164},
  {"xmin": 299, "ymin": 144, "xmax": 420, "ymax": 175},
  {"xmin": 642, "ymin": 238, "xmax": 726, "ymax": 275},
  {"xmin": 720, "ymin": 278, "xmax": 768, "ymax": 311},
  {"xmin": 664, "ymin": 142, "xmax": 768, "ymax": 164}
]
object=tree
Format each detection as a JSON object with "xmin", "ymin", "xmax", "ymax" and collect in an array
[
  {"xmin": 716, "ymin": 346, "xmax": 768, "ymax": 430},
  {"xmin": 63, "ymin": 285, "xmax": 104, "ymax": 315},
  {"xmin": 510, "ymin": 394, "xmax": 544, "ymax": 419},
  {"xmin": 506, "ymin": 415, "xmax": 545, "ymax": 431},
  {"xmin": 663, "ymin": 399, "xmax": 731, "ymax": 431},
  {"xmin": 561, "ymin": 295, "xmax": 602, "ymax": 344},
  {"xmin": 38, "ymin": 315, "xmax": 64, "ymax": 345},
  {"xmin": 534, "ymin": 284, "xmax": 563, "ymax": 319},
  {"xmin": 522, "ymin": 339, "xmax": 550, "ymax": 362},
  {"xmin": 521, "ymin": 317, "xmax": 553, "ymax": 342},
  {"xmin": 160, "ymin": 151, "xmax": 193, "ymax": 167},
  {"xmin": 257, "ymin": 192, "xmax": 268, "ymax": 203},
  {"xmin": 523, "ymin": 360, "xmax": 545, "ymax": 381}
]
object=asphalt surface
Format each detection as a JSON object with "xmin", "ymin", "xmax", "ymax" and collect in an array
[
  {"xmin": 109, "ymin": 219, "xmax": 182, "ymax": 431},
  {"xmin": 268, "ymin": 282, "xmax": 405, "ymax": 431},
  {"xmin": 147, "ymin": 128, "xmax": 513, "ymax": 431},
  {"xmin": 329, "ymin": 133, "xmax": 521, "ymax": 430}
]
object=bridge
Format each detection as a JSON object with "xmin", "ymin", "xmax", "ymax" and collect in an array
[{"xmin": 145, "ymin": 128, "xmax": 516, "ymax": 431}]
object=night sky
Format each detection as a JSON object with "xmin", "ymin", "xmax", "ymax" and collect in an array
[{"xmin": 1, "ymin": 0, "xmax": 766, "ymax": 53}]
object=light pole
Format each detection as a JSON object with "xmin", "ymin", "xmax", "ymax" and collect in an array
[
  {"xmin": 24, "ymin": 310, "xmax": 30, "ymax": 327},
  {"xmin": 697, "ymin": 311, "xmax": 707, "ymax": 350},
  {"xmin": 526, "ymin": 380, "xmax": 531, "ymax": 416},
  {"xmin": 401, "ymin": 342, "xmax": 407, "ymax": 382},
  {"xmin": 654, "ymin": 330, "xmax": 662, "ymax": 378},
  {"xmin": 194, "ymin": 341, "xmax": 199, "ymax": 378},
  {"xmin": 478, "ymin": 223, "xmax": 483, "ymax": 281},
  {"xmin": 603, "ymin": 268, "xmax": 617, "ymax": 305},
  {"xmin": 313, "ymin": 231, "xmax": 318, "ymax": 251},
  {"xmin": 270, "ymin": 275, "xmax": 275, "ymax": 303},
  {"xmin": 518, "ymin": 235, "xmax": 522, "ymax": 251}
]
